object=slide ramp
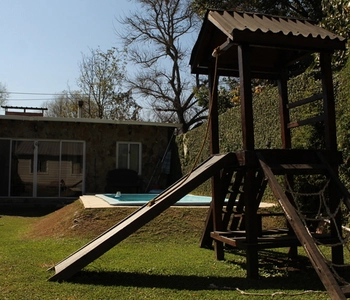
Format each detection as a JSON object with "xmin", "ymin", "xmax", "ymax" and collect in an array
[{"xmin": 49, "ymin": 153, "xmax": 236, "ymax": 281}]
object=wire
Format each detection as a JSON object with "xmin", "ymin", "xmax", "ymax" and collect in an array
[
  {"xmin": 8, "ymin": 99, "xmax": 57, "ymax": 101},
  {"xmin": 8, "ymin": 91, "xmax": 68, "ymax": 96},
  {"xmin": 6, "ymin": 91, "xmax": 87, "ymax": 102},
  {"xmin": 8, "ymin": 91, "xmax": 89, "ymax": 96}
]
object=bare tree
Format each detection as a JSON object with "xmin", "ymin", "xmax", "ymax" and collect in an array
[
  {"xmin": 77, "ymin": 47, "xmax": 141, "ymax": 120},
  {"xmin": 43, "ymin": 90, "xmax": 91, "ymax": 118},
  {"xmin": 0, "ymin": 83, "xmax": 9, "ymax": 107},
  {"xmin": 118, "ymin": 0, "xmax": 207, "ymax": 132}
]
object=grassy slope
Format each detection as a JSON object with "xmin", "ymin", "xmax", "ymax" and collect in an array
[{"xmin": 0, "ymin": 201, "xmax": 331, "ymax": 299}]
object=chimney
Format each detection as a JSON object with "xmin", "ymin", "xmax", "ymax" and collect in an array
[{"xmin": 78, "ymin": 101, "xmax": 84, "ymax": 118}]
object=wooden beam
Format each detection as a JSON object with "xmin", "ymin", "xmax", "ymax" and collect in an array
[
  {"xmin": 208, "ymin": 61, "xmax": 220, "ymax": 155},
  {"xmin": 278, "ymin": 72, "xmax": 291, "ymax": 148},
  {"xmin": 317, "ymin": 152, "xmax": 344, "ymax": 265},
  {"xmin": 320, "ymin": 52, "xmax": 337, "ymax": 152},
  {"xmin": 287, "ymin": 115, "xmax": 325, "ymax": 128},
  {"xmin": 212, "ymin": 38, "xmax": 233, "ymax": 57},
  {"xmin": 238, "ymin": 44, "xmax": 254, "ymax": 150},
  {"xmin": 269, "ymin": 163, "xmax": 327, "ymax": 175},
  {"xmin": 341, "ymin": 285, "xmax": 350, "ymax": 297},
  {"xmin": 208, "ymin": 60, "xmax": 224, "ymax": 259},
  {"xmin": 286, "ymin": 93, "xmax": 323, "ymax": 109},
  {"xmin": 243, "ymin": 152, "xmax": 259, "ymax": 279}
]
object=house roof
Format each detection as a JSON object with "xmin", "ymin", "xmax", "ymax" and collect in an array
[
  {"xmin": 190, "ymin": 10, "xmax": 347, "ymax": 78},
  {"xmin": 0, "ymin": 115, "xmax": 180, "ymax": 128}
]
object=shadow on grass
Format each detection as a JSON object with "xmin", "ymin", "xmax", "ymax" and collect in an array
[
  {"xmin": 0, "ymin": 207, "xmax": 58, "ymax": 217},
  {"xmin": 68, "ymin": 267, "xmax": 325, "ymax": 292}
]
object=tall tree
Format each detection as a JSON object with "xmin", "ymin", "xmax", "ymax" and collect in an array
[
  {"xmin": 118, "ymin": 0, "xmax": 207, "ymax": 133},
  {"xmin": 77, "ymin": 47, "xmax": 141, "ymax": 120}
]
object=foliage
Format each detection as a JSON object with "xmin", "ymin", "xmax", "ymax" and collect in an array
[
  {"xmin": 191, "ymin": 0, "xmax": 324, "ymax": 20},
  {"xmin": 320, "ymin": 0, "xmax": 350, "ymax": 70},
  {"xmin": 194, "ymin": 77, "xmax": 240, "ymax": 114},
  {"xmin": 77, "ymin": 47, "xmax": 141, "ymax": 120},
  {"xmin": 118, "ymin": 0, "xmax": 206, "ymax": 132},
  {"xmin": 336, "ymin": 57, "xmax": 350, "ymax": 188}
]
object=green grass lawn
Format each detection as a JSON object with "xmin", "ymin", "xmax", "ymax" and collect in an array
[{"xmin": 0, "ymin": 204, "xmax": 335, "ymax": 299}]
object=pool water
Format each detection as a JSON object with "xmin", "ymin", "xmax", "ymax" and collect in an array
[{"xmin": 95, "ymin": 193, "xmax": 213, "ymax": 206}]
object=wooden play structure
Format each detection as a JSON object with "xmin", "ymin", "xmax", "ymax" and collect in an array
[
  {"xmin": 190, "ymin": 10, "xmax": 349, "ymax": 299},
  {"xmin": 49, "ymin": 9, "xmax": 349, "ymax": 299}
]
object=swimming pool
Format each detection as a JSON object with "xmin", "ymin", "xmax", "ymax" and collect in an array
[{"xmin": 95, "ymin": 193, "xmax": 213, "ymax": 206}]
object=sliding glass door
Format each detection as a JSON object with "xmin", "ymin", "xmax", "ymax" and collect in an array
[
  {"xmin": 1, "ymin": 139, "xmax": 85, "ymax": 197},
  {"xmin": 36, "ymin": 141, "xmax": 61, "ymax": 197},
  {"xmin": 11, "ymin": 140, "xmax": 34, "ymax": 197},
  {"xmin": 0, "ymin": 140, "xmax": 11, "ymax": 196},
  {"xmin": 60, "ymin": 141, "xmax": 84, "ymax": 197}
]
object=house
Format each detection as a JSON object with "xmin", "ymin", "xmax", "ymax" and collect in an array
[{"xmin": 0, "ymin": 115, "xmax": 179, "ymax": 207}]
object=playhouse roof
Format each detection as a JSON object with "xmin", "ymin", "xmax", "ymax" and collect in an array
[{"xmin": 190, "ymin": 10, "xmax": 347, "ymax": 79}]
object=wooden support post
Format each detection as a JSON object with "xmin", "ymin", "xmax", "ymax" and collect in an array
[
  {"xmin": 278, "ymin": 71, "xmax": 291, "ymax": 149},
  {"xmin": 320, "ymin": 52, "xmax": 337, "ymax": 152},
  {"xmin": 238, "ymin": 44, "xmax": 258, "ymax": 278},
  {"xmin": 238, "ymin": 44, "xmax": 254, "ymax": 151},
  {"xmin": 277, "ymin": 76, "xmax": 297, "ymax": 257},
  {"xmin": 320, "ymin": 52, "xmax": 343, "ymax": 265},
  {"xmin": 243, "ymin": 152, "xmax": 259, "ymax": 279},
  {"xmin": 208, "ymin": 61, "xmax": 224, "ymax": 259}
]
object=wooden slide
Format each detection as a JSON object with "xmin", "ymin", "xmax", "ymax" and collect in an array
[{"xmin": 49, "ymin": 153, "xmax": 236, "ymax": 282}]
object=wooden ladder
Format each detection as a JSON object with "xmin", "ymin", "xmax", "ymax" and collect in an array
[{"xmin": 200, "ymin": 166, "xmax": 268, "ymax": 248}]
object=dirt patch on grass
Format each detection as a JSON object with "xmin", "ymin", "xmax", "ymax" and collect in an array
[
  {"xmin": 26, "ymin": 200, "xmax": 210, "ymax": 241},
  {"xmin": 26, "ymin": 200, "xmax": 283, "ymax": 242}
]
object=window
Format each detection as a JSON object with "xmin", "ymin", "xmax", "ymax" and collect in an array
[
  {"xmin": 72, "ymin": 161, "xmax": 82, "ymax": 174},
  {"xmin": 31, "ymin": 158, "xmax": 48, "ymax": 173},
  {"xmin": 116, "ymin": 142, "xmax": 141, "ymax": 174}
]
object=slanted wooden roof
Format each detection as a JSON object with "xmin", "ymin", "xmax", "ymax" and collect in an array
[{"xmin": 190, "ymin": 10, "xmax": 347, "ymax": 79}]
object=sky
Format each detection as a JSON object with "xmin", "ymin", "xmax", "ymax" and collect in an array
[{"xmin": 0, "ymin": 0, "xmax": 141, "ymax": 114}]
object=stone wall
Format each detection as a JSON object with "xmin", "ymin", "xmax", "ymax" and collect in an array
[{"xmin": 0, "ymin": 117, "xmax": 176, "ymax": 198}]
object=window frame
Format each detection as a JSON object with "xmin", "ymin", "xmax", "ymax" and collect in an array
[
  {"xmin": 116, "ymin": 141, "xmax": 142, "ymax": 175},
  {"xmin": 30, "ymin": 157, "xmax": 48, "ymax": 174}
]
